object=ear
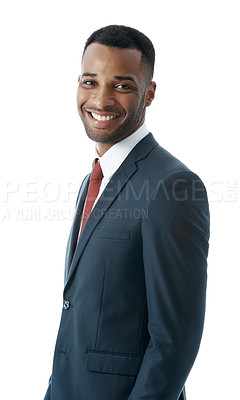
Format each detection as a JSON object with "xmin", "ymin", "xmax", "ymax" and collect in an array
[{"xmin": 145, "ymin": 81, "xmax": 157, "ymax": 107}]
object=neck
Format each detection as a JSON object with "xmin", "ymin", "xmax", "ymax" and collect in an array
[
  {"xmin": 95, "ymin": 119, "xmax": 146, "ymax": 157},
  {"xmin": 95, "ymin": 142, "xmax": 115, "ymax": 157}
]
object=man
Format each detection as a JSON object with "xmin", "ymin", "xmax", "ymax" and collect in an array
[{"xmin": 44, "ymin": 25, "xmax": 210, "ymax": 400}]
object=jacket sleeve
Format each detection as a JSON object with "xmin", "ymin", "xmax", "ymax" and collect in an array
[{"xmin": 128, "ymin": 171, "xmax": 210, "ymax": 400}]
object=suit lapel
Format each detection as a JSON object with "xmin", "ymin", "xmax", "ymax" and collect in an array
[
  {"xmin": 64, "ymin": 174, "xmax": 90, "ymax": 284},
  {"xmin": 64, "ymin": 133, "xmax": 158, "ymax": 290}
]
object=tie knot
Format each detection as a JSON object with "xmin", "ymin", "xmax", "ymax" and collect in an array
[{"xmin": 90, "ymin": 160, "xmax": 103, "ymax": 181}]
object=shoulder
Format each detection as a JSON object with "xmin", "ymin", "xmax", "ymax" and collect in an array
[
  {"xmin": 136, "ymin": 133, "xmax": 193, "ymax": 182},
  {"xmin": 137, "ymin": 134, "xmax": 209, "ymax": 212}
]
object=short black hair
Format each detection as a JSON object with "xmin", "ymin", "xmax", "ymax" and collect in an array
[{"xmin": 83, "ymin": 25, "xmax": 155, "ymax": 82}]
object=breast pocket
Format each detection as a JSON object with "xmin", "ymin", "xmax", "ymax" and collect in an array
[{"xmin": 92, "ymin": 229, "xmax": 131, "ymax": 241}]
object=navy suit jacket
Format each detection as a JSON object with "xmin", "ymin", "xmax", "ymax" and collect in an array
[{"xmin": 44, "ymin": 133, "xmax": 210, "ymax": 400}]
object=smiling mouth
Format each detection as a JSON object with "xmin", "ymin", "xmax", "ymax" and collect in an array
[
  {"xmin": 84, "ymin": 107, "xmax": 121, "ymax": 123},
  {"xmin": 90, "ymin": 112, "xmax": 117, "ymax": 122}
]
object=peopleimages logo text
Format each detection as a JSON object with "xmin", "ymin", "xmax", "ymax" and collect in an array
[{"xmin": 0, "ymin": 178, "xmax": 238, "ymax": 221}]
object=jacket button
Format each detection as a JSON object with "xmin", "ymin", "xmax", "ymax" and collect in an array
[{"xmin": 63, "ymin": 300, "xmax": 70, "ymax": 310}]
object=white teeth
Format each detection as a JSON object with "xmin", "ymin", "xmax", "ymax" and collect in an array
[{"xmin": 91, "ymin": 112, "xmax": 117, "ymax": 121}]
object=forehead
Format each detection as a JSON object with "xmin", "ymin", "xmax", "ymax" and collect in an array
[{"xmin": 81, "ymin": 43, "xmax": 143, "ymax": 78}]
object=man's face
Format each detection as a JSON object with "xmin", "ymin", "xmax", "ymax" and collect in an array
[{"xmin": 77, "ymin": 43, "xmax": 156, "ymax": 146}]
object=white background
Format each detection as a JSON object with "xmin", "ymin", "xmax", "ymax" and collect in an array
[{"xmin": 0, "ymin": 1, "xmax": 239, "ymax": 399}]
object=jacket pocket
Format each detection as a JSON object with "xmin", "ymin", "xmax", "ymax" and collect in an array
[
  {"xmin": 86, "ymin": 350, "xmax": 143, "ymax": 377},
  {"xmin": 92, "ymin": 229, "xmax": 131, "ymax": 240}
]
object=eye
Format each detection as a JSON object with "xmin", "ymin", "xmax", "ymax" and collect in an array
[
  {"xmin": 115, "ymin": 83, "xmax": 132, "ymax": 91},
  {"xmin": 84, "ymin": 80, "xmax": 94, "ymax": 86},
  {"xmin": 81, "ymin": 80, "xmax": 97, "ymax": 87}
]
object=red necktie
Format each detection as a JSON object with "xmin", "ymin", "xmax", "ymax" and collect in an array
[{"xmin": 79, "ymin": 159, "xmax": 103, "ymax": 236}]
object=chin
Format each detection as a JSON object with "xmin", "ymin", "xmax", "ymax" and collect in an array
[{"xmin": 84, "ymin": 125, "xmax": 127, "ymax": 144}]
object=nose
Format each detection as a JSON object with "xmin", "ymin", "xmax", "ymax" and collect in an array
[{"xmin": 92, "ymin": 84, "xmax": 115, "ymax": 110}]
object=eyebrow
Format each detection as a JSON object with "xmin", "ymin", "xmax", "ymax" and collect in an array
[
  {"xmin": 81, "ymin": 73, "xmax": 97, "ymax": 78},
  {"xmin": 114, "ymin": 75, "xmax": 136, "ymax": 83},
  {"xmin": 81, "ymin": 73, "xmax": 136, "ymax": 83}
]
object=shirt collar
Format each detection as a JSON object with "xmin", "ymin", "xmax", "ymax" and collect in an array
[{"xmin": 95, "ymin": 123, "xmax": 149, "ymax": 182}]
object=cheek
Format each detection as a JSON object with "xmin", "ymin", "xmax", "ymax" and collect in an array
[
  {"xmin": 77, "ymin": 89, "xmax": 87, "ymax": 109},
  {"xmin": 123, "ymin": 96, "xmax": 141, "ymax": 115},
  {"xmin": 128, "ymin": 95, "xmax": 145, "ymax": 115}
]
